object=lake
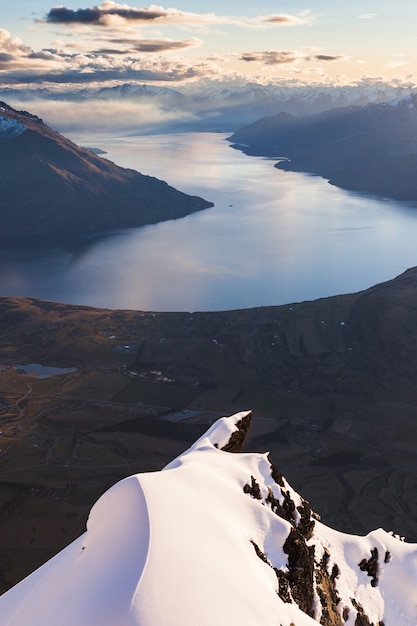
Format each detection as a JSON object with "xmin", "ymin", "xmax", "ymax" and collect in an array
[{"xmin": 1, "ymin": 131, "xmax": 417, "ymax": 311}]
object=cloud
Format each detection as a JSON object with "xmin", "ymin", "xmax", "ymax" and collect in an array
[
  {"xmin": 2, "ymin": 97, "xmax": 200, "ymax": 138},
  {"xmin": 314, "ymin": 54, "xmax": 345, "ymax": 62},
  {"xmin": 43, "ymin": 2, "xmax": 314, "ymax": 29},
  {"xmin": 240, "ymin": 50, "xmax": 302, "ymax": 65},
  {"xmin": 262, "ymin": 11, "xmax": 314, "ymax": 26},
  {"xmin": 0, "ymin": 25, "xmax": 210, "ymax": 86},
  {"xmin": 0, "ymin": 28, "xmax": 31, "ymax": 57},
  {"xmin": 0, "ymin": 52, "xmax": 14, "ymax": 63},
  {"xmin": 0, "ymin": 51, "xmax": 223, "ymax": 85},
  {"xmin": 358, "ymin": 14, "xmax": 376, "ymax": 19},
  {"xmin": 46, "ymin": 3, "xmax": 179, "ymax": 25},
  {"xmin": 240, "ymin": 50, "xmax": 345, "ymax": 66},
  {"xmin": 95, "ymin": 37, "xmax": 201, "ymax": 54}
]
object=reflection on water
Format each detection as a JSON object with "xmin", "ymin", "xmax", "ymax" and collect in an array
[{"xmin": 1, "ymin": 132, "xmax": 417, "ymax": 311}]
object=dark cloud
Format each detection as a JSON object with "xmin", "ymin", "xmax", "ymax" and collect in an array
[
  {"xmin": 92, "ymin": 48, "xmax": 126, "ymax": 55},
  {"xmin": 240, "ymin": 50, "xmax": 345, "ymax": 66},
  {"xmin": 133, "ymin": 39, "xmax": 198, "ymax": 52},
  {"xmin": 46, "ymin": 5, "xmax": 168, "ymax": 25},
  {"xmin": 47, "ymin": 7, "xmax": 100, "ymax": 24},
  {"xmin": 1, "ymin": 64, "xmax": 206, "ymax": 85},
  {"xmin": 42, "ymin": 4, "xmax": 314, "ymax": 28},
  {"xmin": 264, "ymin": 16, "xmax": 297, "ymax": 24},
  {"xmin": 314, "ymin": 54, "xmax": 344, "ymax": 62},
  {"xmin": 95, "ymin": 38, "xmax": 200, "ymax": 54},
  {"xmin": 0, "ymin": 53, "xmax": 14, "ymax": 62},
  {"xmin": 28, "ymin": 51, "xmax": 56, "ymax": 60},
  {"xmin": 240, "ymin": 50, "xmax": 299, "ymax": 65}
]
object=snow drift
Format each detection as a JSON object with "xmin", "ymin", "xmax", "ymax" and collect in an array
[{"xmin": 1, "ymin": 411, "xmax": 416, "ymax": 625}]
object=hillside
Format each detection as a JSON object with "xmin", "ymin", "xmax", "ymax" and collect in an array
[
  {"xmin": 228, "ymin": 94, "xmax": 417, "ymax": 201},
  {"xmin": 0, "ymin": 102, "xmax": 212, "ymax": 240},
  {"xmin": 1, "ymin": 412, "xmax": 416, "ymax": 625}
]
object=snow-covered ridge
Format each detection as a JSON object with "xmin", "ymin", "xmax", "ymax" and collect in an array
[
  {"xmin": 0, "ymin": 114, "xmax": 27, "ymax": 142},
  {"xmin": 1, "ymin": 411, "xmax": 416, "ymax": 625}
]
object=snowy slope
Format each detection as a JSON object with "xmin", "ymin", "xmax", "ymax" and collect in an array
[
  {"xmin": 0, "ymin": 112, "xmax": 26, "ymax": 142},
  {"xmin": 1, "ymin": 411, "xmax": 416, "ymax": 625}
]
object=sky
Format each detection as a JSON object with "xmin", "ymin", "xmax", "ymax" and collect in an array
[{"xmin": 1, "ymin": 1, "xmax": 417, "ymax": 90}]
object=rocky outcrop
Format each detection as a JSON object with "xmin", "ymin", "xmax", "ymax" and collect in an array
[{"xmin": 0, "ymin": 411, "xmax": 415, "ymax": 625}]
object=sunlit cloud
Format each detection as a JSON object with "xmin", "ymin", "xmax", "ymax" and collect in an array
[
  {"xmin": 0, "ymin": 42, "xmax": 227, "ymax": 85},
  {"xmin": 386, "ymin": 60, "xmax": 408, "ymax": 69},
  {"xmin": 385, "ymin": 52, "xmax": 408, "ymax": 69},
  {"xmin": 358, "ymin": 14, "xmax": 376, "ymax": 19},
  {"xmin": 0, "ymin": 28, "xmax": 31, "ymax": 57},
  {"xmin": 262, "ymin": 10, "xmax": 314, "ymax": 26},
  {"xmin": 42, "ymin": 2, "xmax": 314, "ymax": 29},
  {"xmin": 240, "ymin": 50, "xmax": 346, "ymax": 66},
  {"xmin": 240, "ymin": 50, "xmax": 301, "ymax": 65},
  {"xmin": 0, "ymin": 24, "xmax": 208, "ymax": 85}
]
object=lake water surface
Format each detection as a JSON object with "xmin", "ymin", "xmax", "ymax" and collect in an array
[{"xmin": 1, "ymin": 132, "xmax": 417, "ymax": 311}]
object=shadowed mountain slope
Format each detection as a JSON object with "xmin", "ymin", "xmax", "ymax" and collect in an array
[
  {"xmin": 229, "ymin": 94, "xmax": 417, "ymax": 201},
  {"xmin": 0, "ymin": 102, "xmax": 212, "ymax": 239}
]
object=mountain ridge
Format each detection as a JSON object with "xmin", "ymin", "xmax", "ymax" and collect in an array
[
  {"xmin": 0, "ymin": 411, "xmax": 415, "ymax": 625},
  {"xmin": 2, "ymin": 81, "xmax": 415, "ymax": 133},
  {"xmin": 228, "ymin": 93, "xmax": 417, "ymax": 201},
  {"xmin": 0, "ymin": 102, "xmax": 213, "ymax": 239}
]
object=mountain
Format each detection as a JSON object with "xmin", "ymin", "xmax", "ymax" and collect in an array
[
  {"xmin": 228, "ymin": 93, "xmax": 417, "ymax": 201},
  {"xmin": 0, "ymin": 102, "xmax": 212, "ymax": 240},
  {"xmin": 0, "ymin": 411, "xmax": 415, "ymax": 625},
  {"xmin": 1, "ymin": 80, "xmax": 415, "ymax": 134}
]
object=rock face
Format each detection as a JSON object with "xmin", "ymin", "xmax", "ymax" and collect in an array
[
  {"xmin": 228, "ymin": 94, "xmax": 417, "ymax": 201},
  {"xmin": 0, "ymin": 102, "xmax": 213, "ymax": 239},
  {"xmin": 1, "ymin": 411, "xmax": 416, "ymax": 625}
]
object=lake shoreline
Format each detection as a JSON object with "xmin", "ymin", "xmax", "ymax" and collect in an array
[{"xmin": 1, "ymin": 131, "xmax": 417, "ymax": 311}]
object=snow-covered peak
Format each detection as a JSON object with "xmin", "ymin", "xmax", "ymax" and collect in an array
[
  {"xmin": 1, "ymin": 411, "xmax": 416, "ymax": 625},
  {"xmin": 0, "ymin": 114, "xmax": 27, "ymax": 142}
]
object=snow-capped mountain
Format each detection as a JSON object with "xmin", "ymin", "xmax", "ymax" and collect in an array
[
  {"xmin": 1, "ymin": 411, "xmax": 415, "ymax": 625},
  {"xmin": 1, "ymin": 80, "xmax": 415, "ymax": 134}
]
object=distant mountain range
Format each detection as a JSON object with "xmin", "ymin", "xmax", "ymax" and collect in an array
[
  {"xmin": 1, "ymin": 81, "xmax": 415, "ymax": 132},
  {"xmin": 0, "ymin": 102, "xmax": 212, "ymax": 240},
  {"xmin": 228, "ymin": 93, "xmax": 417, "ymax": 201},
  {"xmin": 1, "ymin": 411, "xmax": 416, "ymax": 625}
]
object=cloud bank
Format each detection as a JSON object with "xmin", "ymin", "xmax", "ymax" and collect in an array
[
  {"xmin": 0, "ymin": 3, "xmax": 412, "ymax": 90},
  {"xmin": 43, "ymin": 2, "xmax": 314, "ymax": 28}
]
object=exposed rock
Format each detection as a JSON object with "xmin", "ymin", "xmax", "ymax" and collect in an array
[
  {"xmin": 315, "ymin": 549, "xmax": 343, "ymax": 626},
  {"xmin": 351, "ymin": 598, "xmax": 385, "ymax": 626},
  {"xmin": 221, "ymin": 411, "xmax": 252, "ymax": 452},
  {"xmin": 243, "ymin": 476, "xmax": 262, "ymax": 500},
  {"xmin": 358, "ymin": 547, "xmax": 379, "ymax": 587},
  {"xmin": 283, "ymin": 528, "xmax": 316, "ymax": 618}
]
